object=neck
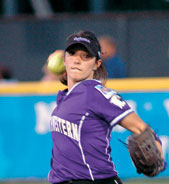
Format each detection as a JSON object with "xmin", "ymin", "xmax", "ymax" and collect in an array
[
  {"xmin": 68, "ymin": 79, "xmax": 95, "ymax": 91},
  {"xmin": 68, "ymin": 80, "xmax": 78, "ymax": 91}
]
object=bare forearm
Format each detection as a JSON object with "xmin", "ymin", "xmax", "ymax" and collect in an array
[{"xmin": 119, "ymin": 112, "xmax": 147, "ymax": 134}]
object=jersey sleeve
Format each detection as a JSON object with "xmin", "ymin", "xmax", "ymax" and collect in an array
[{"xmin": 88, "ymin": 84, "xmax": 133, "ymax": 127}]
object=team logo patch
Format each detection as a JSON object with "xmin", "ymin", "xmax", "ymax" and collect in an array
[
  {"xmin": 95, "ymin": 85, "xmax": 126, "ymax": 109},
  {"xmin": 95, "ymin": 85, "xmax": 116, "ymax": 99}
]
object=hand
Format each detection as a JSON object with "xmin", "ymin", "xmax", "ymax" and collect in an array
[{"xmin": 155, "ymin": 140, "xmax": 164, "ymax": 160}]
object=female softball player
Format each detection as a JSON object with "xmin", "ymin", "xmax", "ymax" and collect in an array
[{"xmin": 48, "ymin": 31, "xmax": 165, "ymax": 184}]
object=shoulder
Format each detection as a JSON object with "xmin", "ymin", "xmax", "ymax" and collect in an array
[
  {"xmin": 80, "ymin": 80, "xmax": 117, "ymax": 96},
  {"xmin": 82, "ymin": 80, "xmax": 120, "ymax": 102},
  {"xmin": 79, "ymin": 79, "xmax": 102, "ymax": 91},
  {"xmin": 93, "ymin": 84, "xmax": 128, "ymax": 110},
  {"xmin": 94, "ymin": 84, "xmax": 117, "ymax": 99}
]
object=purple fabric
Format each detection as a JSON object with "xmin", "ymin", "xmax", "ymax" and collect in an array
[
  {"xmin": 162, "ymin": 160, "xmax": 167, "ymax": 171},
  {"xmin": 48, "ymin": 80, "xmax": 133, "ymax": 183},
  {"xmin": 153, "ymin": 131, "xmax": 162, "ymax": 145}
]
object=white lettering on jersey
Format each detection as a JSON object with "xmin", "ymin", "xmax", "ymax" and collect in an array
[
  {"xmin": 110, "ymin": 95, "xmax": 126, "ymax": 109},
  {"xmin": 72, "ymin": 123, "xmax": 79, "ymax": 141},
  {"xmin": 61, "ymin": 119, "xmax": 67, "ymax": 136},
  {"xmin": 66, "ymin": 121, "xmax": 73, "ymax": 139},
  {"xmin": 50, "ymin": 116, "xmax": 79, "ymax": 141}
]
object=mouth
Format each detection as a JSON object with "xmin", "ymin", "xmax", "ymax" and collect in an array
[{"xmin": 71, "ymin": 67, "xmax": 81, "ymax": 71}]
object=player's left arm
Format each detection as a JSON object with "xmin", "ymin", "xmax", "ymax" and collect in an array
[
  {"xmin": 119, "ymin": 112, "xmax": 164, "ymax": 160},
  {"xmin": 119, "ymin": 112, "xmax": 146, "ymax": 134}
]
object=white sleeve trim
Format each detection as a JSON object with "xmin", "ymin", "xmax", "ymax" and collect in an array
[{"xmin": 110, "ymin": 109, "xmax": 133, "ymax": 126}]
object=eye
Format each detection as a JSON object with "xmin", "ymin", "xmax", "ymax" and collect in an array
[
  {"xmin": 85, "ymin": 54, "xmax": 91, "ymax": 58},
  {"xmin": 81, "ymin": 53, "xmax": 92, "ymax": 60},
  {"xmin": 84, "ymin": 54, "xmax": 89, "ymax": 58},
  {"xmin": 68, "ymin": 50, "xmax": 75, "ymax": 55}
]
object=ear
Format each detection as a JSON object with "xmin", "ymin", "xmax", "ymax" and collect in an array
[{"xmin": 93, "ymin": 59, "xmax": 102, "ymax": 70}]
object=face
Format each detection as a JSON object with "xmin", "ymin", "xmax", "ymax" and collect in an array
[{"xmin": 64, "ymin": 45, "xmax": 101, "ymax": 85}]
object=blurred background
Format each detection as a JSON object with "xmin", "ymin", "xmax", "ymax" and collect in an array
[
  {"xmin": 0, "ymin": 0, "xmax": 168, "ymax": 81},
  {"xmin": 0, "ymin": 1, "xmax": 169, "ymax": 184}
]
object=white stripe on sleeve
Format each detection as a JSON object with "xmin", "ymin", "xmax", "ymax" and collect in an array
[{"xmin": 110, "ymin": 109, "xmax": 133, "ymax": 126}]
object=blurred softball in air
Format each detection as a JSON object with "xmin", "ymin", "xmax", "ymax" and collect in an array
[{"xmin": 47, "ymin": 50, "xmax": 65, "ymax": 75}]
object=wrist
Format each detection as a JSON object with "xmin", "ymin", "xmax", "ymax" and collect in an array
[{"xmin": 153, "ymin": 132, "xmax": 162, "ymax": 145}]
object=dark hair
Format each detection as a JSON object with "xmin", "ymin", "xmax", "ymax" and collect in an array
[{"xmin": 60, "ymin": 31, "xmax": 107, "ymax": 86}]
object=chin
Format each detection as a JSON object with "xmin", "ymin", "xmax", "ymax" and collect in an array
[
  {"xmin": 70, "ymin": 75, "xmax": 82, "ymax": 81},
  {"xmin": 72, "ymin": 76, "xmax": 88, "ymax": 82},
  {"xmin": 70, "ymin": 73, "xmax": 92, "ymax": 82}
]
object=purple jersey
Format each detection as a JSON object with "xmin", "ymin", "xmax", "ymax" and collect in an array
[{"xmin": 48, "ymin": 80, "xmax": 133, "ymax": 183}]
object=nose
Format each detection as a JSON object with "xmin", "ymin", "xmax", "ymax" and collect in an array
[{"xmin": 74, "ymin": 55, "xmax": 81, "ymax": 64}]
